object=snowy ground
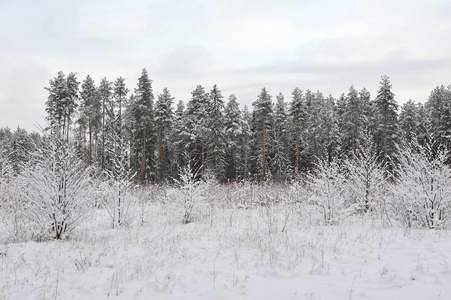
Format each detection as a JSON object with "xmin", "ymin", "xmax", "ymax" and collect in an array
[{"xmin": 1, "ymin": 201, "xmax": 450, "ymax": 300}]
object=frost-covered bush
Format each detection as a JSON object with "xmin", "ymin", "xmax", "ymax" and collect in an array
[
  {"xmin": 100, "ymin": 142, "xmax": 137, "ymax": 228},
  {"xmin": 21, "ymin": 132, "xmax": 95, "ymax": 240},
  {"xmin": 170, "ymin": 164, "xmax": 205, "ymax": 224},
  {"xmin": 0, "ymin": 175, "xmax": 30, "ymax": 241},
  {"xmin": 342, "ymin": 147, "xmax": 387, "ymax": 216},
  {"xmin": 391, "ymin": 141, "xmax": 451, "ymax": 229},
  {"xmin": 307, "ymin": 159, "xmax": 346, "ymax": 225}
]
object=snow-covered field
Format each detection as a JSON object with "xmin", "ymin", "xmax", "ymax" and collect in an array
[{"xmin": 1, "ymin": 201, "xmax": 450, "ymax": 300}]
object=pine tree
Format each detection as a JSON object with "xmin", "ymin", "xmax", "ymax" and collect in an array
[
  {"xmin": 322, "ymin": 94, "xmax": 339, "ymax": 165},
  {"xmin": 186, "ymin": 85, "xmax": 210, "ymax": 176},
  {"xmin": 342, "ymin": 85, "xmax": 362, "ymax": 157},
  {"xmin": 358, "ymin": 87, "xmax": 373, "ymax": 137},
  {"xmin": 8, "ymin": 127, "xmax": 34, "ymax": 176},
  {"xmin": 303, "ymin": 89, "xmax": 324, "ymax": 168},
  {"xmin": 240, "ymin": 105, "xmax": 253, "ymax": 180},
  {"xmin": 170, "ymin": 100, "xmax": 187, "ymax": 179},
  {"xmin": 425, "ymin": 85, "xmax": 451, "ymax": 157},
  {"xmin": 206, "ymin": 84, "xmax": 226, "ymax": 181},
  {"xmin": 80, "ymin": 75, "xmax": 100, "ymax": 165},
  {"xmin": 134, "ymin": 69, "xmax": 154, "ymax": 182},
  {"xmin": 155, "ymin": 87, "xmax": 174, "ymax": 182},
  {"xmin": 65, "ymin": 72, "xmax": 80, "ymax": 140},
  {"xmin": 0, "ymin": 127, "xmax": 13, "ymax": 180},
  {"xmin": 374, "ymin": 75, "xmax": 399, "ymax": 170},
  {"xmin": 45, "ymin": 71, "xmax": 80, "ymax": 136},
  {"xmin": 271, "ymin": 92, "xmax": 290, "ymax": 181},
  {"xmin": 98, "ymin": 77, "xmax": 113, "ymax": 170},
  {"xmin": 399, "ymin": 99, "xmax": 420, "ymax": 143},
  {"xmin": 289, "ymin": 87, "xmax": 307, "ymax": 174},
  {"xmin": 224, "ymin": 94, "xmax": 244, "ymax": 181},
  {"xmin": 114, "ymin": 77, "xmax": 129, "ymax": 154},
  {"xmin": 251, "ymin": 88, "xmax": 273, "ymax": 180}
]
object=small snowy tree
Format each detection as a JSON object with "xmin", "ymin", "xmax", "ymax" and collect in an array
[
  {"xmin": 0, "ymin": 157, "xmax": 28, "ymax": 241},
  {"xmin": 342, "ymin": 134, "xmax": 387, "ymax": 215},
  {"xmin": 101, "ymin": 130, "xmax": 137, "ymax": 228},
  {"xmin": 392, "ymin": 139, "xmax": 451, "ymax": 229},
  {"xmin": 21, "ymin": 131, "xmax": 94, "ymax": 240},
  {"xmin": 170, "ymin": 156, "xmax": 204, "ymax": 224},
  {"xmin": 307, "ymin": 159, "xmax": 346, "ymax": 225}
]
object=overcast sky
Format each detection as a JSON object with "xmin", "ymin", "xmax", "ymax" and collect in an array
[{"xmin": 1, "ymin": 0, "xmax": 450, "ymax": 132}]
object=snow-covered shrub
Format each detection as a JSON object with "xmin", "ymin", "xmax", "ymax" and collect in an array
[
  {"xmin": 101, "ymin": 145, "xmax": 137, "ymax": 228},
  {"xmin": 307, "ymin": 159, "xmax": 346, "ymax": 225},
  {"xmin": 21, "ymin": 132, "xmax": 95, "ymax": 240},
  {"xmin": 342, "ymin": 147, "xmax": 387, "ymax": 216},
  {"xmin": 391, "ymin": 140, "xmax": 451, "ymax": 229},
  {"xmin": 0, "ymin": 175, "xmax": 30, "ymax": 242},
  {"xmin": 170, "ymin": 164, "xmax": 204, "ymax": 224}
]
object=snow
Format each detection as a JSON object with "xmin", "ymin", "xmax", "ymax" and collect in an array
[{"xmin": 1, "ymin": 203, "xmax": 450, "ymax": 299}]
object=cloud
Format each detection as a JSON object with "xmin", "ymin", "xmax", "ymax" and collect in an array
[{"xmin": 0, "ymin": 58, "xmax": 50, "ymax": 132}]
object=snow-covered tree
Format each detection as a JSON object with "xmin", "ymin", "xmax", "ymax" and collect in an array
[
  {"xmin": 155, "ymin": 87, "xmax": 174, "ymax": 182},
  {"xmin": 341, "ymin": 85, "xmax": 363, "ymax": 157},
  {"xmin": 98, "ymin": 77, "xmax": 114, "ymax": 170},
  {"xmin": 114, "ymin": 77, "xmax": 129, "ymax": 153},
  {"xmin": 224, "ymin": 94, "xmax": 246, "ymax": 181},
  {"xmin": 186, "ymin": 85, "xmax": 210, "ymax": 176},
  {"xmin": 206, "ymin": 84, "xmax": 226, "ymax": 180},
  {"xmin": 168, "ymin": 100, "xmax": 187, "ymax": 180},
  {"xmin": 322, "ymin": 94, "xmax": 339, "ymax": 165},
  {"xmin": 425, "ymin": 85, "xmax": 451, "ymax": 160},
  {"xmin": 134, "ymin": 69, "xmax": 154, "ymax": 181},
  {"xmin": 307, "ymin": 158, "xmax": 346, "ymax": 225},
  {"xmin": 102, "ymin": 128, "xmax": 137, "ymax": 228},
  {"xmin": 399, "ymin": 99, "xmax": 425, "ymax": 144},
  {"xmin": 251, "ymin": 88, "xmax": 273, "ymax": 180},
  {"xmin": 80, "ymin": 75, "xmax": 100, "ymax": 165},
  {"xmin": 271, "ymin": 92, "xmax": 290, "ymax": 181},
  {"xmin": 289, "ymin": 87, "xmax": 307, "ymax": 174},
  {"xmin": 45, "ymin": 72, "xmax": 79, "ymax": 138},
  {"xmin": 170, "ymin": 155, "xmax": 204, "ymax": 224},
  {"xmin": 342, "ymin": 134, "xmax": 386, "ymax": 215},
  {"xmin": 21, "ymin": 131, "xmax": 94, "ymax": 240},
  {"xmin": 392, "ymin": 137, "xmax": 451, "ymax": 229},
  {"xmin": 374, "ymin": 75, "xmax": 399, "ymax": 170},
  {"xmin": 8, "ymin": 127, "xmax": 34, "ymax": 176}
]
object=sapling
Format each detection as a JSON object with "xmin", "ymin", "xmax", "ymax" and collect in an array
[
  {"xmin": 391, "ymin": 138, "xmax": 451, "ymax": 229},
  {"xmin": 170, "ymin": 157, "xmax": 204, "ymax": 224},
  {"xmin": 307, "ymin": 158, "xmax": 346, "ymax": 225},
  {"xmin": 21, "ymin": 130, "xmax": 94, "ymax": 240}
]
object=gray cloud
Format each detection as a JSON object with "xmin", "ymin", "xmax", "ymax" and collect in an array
[{"xmin": 1, "ymin": 0, "xmax": 451, "ymax": 131}]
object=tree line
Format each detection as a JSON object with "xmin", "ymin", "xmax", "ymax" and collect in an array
[
  {"xmin": 1, "ymin": 69, "xmax": 451, "ymax": 183},
  {"xmin": 1, "ymin": 70, "xmax": 451, "ymax": 239}
]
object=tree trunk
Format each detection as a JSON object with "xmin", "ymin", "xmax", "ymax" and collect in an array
[
  {"xmin": 134, "ymin": 130, "xmax": 138, "ymax": 173},
  {"xmin": 296, "ymin": 126, "xmax": 299, "ymax": 174},
  {"xmin": 159, "ymin": 124, "xmax": 164, "ymax": 181},
  {"xmin": 262, "ymin": 115, "xmax": 266, "ymax": 179},
  {"xmin": 201, "ymin": 130, "xmax": 205, "ymax": 176},
  {"xmin": 102, "ymin": 98, "xmax": 105, "ymax": 170},
  {"xmin": 66, "ymin": 111, "xmax": 71, "ymax": 142},
  {"xmin": 327, "ymin": 121, "xmax": 332, "ymax": 165},
  {"xmin": 62, "ymin": 112, "xmax": 66, "ymax": 138},
  {"xmin": 89, "ymin": 119, "xmax": 92, "ymax": 165},
  {"xmin": 384, "ymin": 108, "xmax": 388, "ymax": 167},
  {"xmin": 141, "ymin": 123, "xmax": 146, "ymax": 182},
  {"xmin": 119, "ymin": 98, "xmax": 122, "ymax": 155}
]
